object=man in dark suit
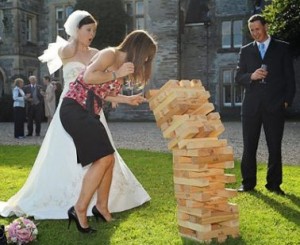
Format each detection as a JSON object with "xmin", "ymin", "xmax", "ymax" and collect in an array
[
  {"xmin": 235, "ymin": 14, "xmax": 295, "ymax": 195},
  {"xmin": 23, "ymin": 75, "xmax": 44, "ymax": 136}
]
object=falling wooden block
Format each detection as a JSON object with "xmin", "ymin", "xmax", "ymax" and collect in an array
[{"xmin": 149, "ymin": 79, "xmax": 239, "ymax": 243}]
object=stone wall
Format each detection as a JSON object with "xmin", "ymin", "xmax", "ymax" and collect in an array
[{"xmin": 108, "ymin": 0, "xmax": 179, "ymax": 121}]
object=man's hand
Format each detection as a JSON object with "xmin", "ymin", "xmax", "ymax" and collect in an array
[{"xmin": 251, "ymin": 67, "xmax": 268, "ymax": 81}]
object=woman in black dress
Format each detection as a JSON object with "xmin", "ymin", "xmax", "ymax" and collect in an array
[{"xmin": 60, "ymin": 30, "xmax": 157, "ymax": 233}]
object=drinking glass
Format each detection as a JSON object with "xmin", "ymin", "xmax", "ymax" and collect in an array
[{"xmin": 261, "ymin": 64, "xmax": 267, "ymax": 84}]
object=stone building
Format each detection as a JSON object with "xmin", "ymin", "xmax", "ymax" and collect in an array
[{"xmin": 0, "ymin": 0, "xmax": 299, "ymax": 121}]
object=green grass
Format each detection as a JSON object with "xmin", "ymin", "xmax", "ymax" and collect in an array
[{"xmin": 0, "ymin": 145, "xmax": 299, "ymax": 245}]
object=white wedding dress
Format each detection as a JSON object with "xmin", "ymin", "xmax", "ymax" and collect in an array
[{"xmin": 0, "ymin": 62, "xmax": 150, "ymax": 219}]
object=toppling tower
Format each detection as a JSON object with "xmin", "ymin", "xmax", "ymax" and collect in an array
[{"xmin": 146, "ymin": 79, "xmax": 239, "ymax": 243}]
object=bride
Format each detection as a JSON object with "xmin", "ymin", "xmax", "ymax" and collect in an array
[{"xmin": 0, "ymin": 10, "xmax": 150, "ymax": 220}]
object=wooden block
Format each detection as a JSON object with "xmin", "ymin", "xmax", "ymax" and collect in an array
[
  {"xmin": 200, "ymin": 212, "xmax": 239, "ymax": 225},
  {"xmin": 204, "ymin": 203, "xmax": 238, "ymax": 213},
  {"xmin": 208, "ymin": 123, "xmax": 225, "ymax": 138},
  {"xmin": 145, "ymin": 89, "xmax": 159, "ymax": 100},
  {"xmin": 152, "ymin": 92, "xmax": 178, "ymax": 115},
  {"xmin": 191, "ymin": 146, "xmax": 231, "ymax": 158},
  {"xmin": 162, "ymin": 114, "xmax": 190, "ymax": 138},
  {"xmin": 219, "ymin": 219, "xmax": 239, "ymax": 227},
  {"xmin": 207, "ymin": 112, "xmax": 221, "ymax": 120},
  {"xmin": 173, "ymin": 163, "xmax": 208, "ymax": 172},
  {"xmin": 174, "ymin": 121, "xmax": 205, "ymax": 138},
  {"xmin": 191, "ymin": 102, "xmax": 214, "ymax": 115},
  {"xmin": 173, "ymin": 155, "xmax": 192, "ymax": 163},
  {"xmin": 191, "ymin": 79, "xmax": 202, "ymax": 87},
  {"xmin": 173, "ymin": 169, "xmax": 224, "ymax": 180},
  {"xmin": 191, "ymin": 152, "xmax": 234, "ymax": 164},
  {"xmin": 179, "ymin": 80, "xmax": 193, "ymax": 87},
  {"xmin": 168, "ymin": 137, "xmax": 180, "ymax": 150},
  {"xmin": 205, "ymin": 182, "xmax": 226, "ymax": 191},
  {"xmin": 178, "ymin": 138, "xmax": 227, "ymax": 150},
  {"xmin": 178, "ymin": 207, "xmax": 211, "ymax": 218},
  {"xmin": 173, "ymin": 177, "xmax": 209, "ymax": 187},
  {"xmin": 177, "ymin": 126, "xmax": 199, "ymax": 141},
  {"xmin": 217, "ymin": 188, "xmax": 238, "ymax": 198},
  {"xmin": 178, "ymin": 219, "xmax": 211, "ymax": 233},
  {"xmin": 148, "ymin": 91, "xmax": 168, "ymax": 109},
  {"xmin": 223, "ymin": 174, "xmax": 236, "ymax": 183},
  {"xmin": 156, "ymin": 104, "xmax": 189, "ymax": 127},
  {"xmin": 158, "ymin": 79, "xmax": 179, "ymax": 92},
  {"xmin": 175, "ymin": 191, "xmax": 211, "ymax": 202}
]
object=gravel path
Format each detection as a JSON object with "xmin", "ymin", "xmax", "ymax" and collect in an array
[{"xmin": 0, "ymin": 121, "xmax": 299, "ymax": 165}]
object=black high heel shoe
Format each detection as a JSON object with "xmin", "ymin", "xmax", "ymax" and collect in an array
[
  {"xmin": 68, "ymin": 206, "xmax": 96, "ymax": 233},
  {"xmin": 92, "ymin": 205, "xmax": 108, "ymax": 222}
]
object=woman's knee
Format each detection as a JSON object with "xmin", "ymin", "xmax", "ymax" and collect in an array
[{"xmin": 97, "ymin": 154, "xmax": 114, "ymax": 168}]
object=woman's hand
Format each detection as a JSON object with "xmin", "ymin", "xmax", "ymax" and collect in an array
[
  {"xmin": 116, "ymin": 62, "xmax": 134, "ymax": 78},
  {"xmin": 125, "ymin": 93, "xmax": 146, "ymax": 106},
  {"xmin": 105, "ymin": 93, "xmax": 146, "ymax": 106}
]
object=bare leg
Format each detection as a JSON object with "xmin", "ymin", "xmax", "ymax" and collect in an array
[
  {"xmin": 95, "ymin": 155, "xmax": 115, "ymax": 221},
  {"xmin": 74, "ymin": 154, "xmax": 114, "ymax": 228}
]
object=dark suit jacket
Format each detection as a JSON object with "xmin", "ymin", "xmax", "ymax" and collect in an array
[
  {"xmin": 23, "ymin": 84, "xmax": 44, "ymax": 106},
  {"xmin": 235, "ymin": 38, "xmax": 296, "ymax": 116}
]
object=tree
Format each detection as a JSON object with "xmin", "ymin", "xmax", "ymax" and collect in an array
[
  {"xmin": 263, "ymin": 0, "xmax": 300, "ymax": 57},
  {"xmin": 74, "ymin": 0, "xmax": 129, "ymax": 49}
]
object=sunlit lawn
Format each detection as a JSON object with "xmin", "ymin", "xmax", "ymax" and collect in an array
[{"xmin": 0, "ymin": 145, "xmax": 299, "ymax": 244}]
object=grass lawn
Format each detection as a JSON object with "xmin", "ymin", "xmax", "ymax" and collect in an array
[{"xmin": 0, "ymin": 145, "xmax": 299, "ymax": 245}]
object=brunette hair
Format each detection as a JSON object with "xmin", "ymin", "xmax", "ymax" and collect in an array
[
  {"xmin": 78, "ymin": 15, "xmax": 97, "ymax": 29},
  {"xmin": 116, "ymin": 30, "xmax": 157, "ymax": 83},
  {"xmin": 248, "ymin": 14, "xmax": 267, "ymax": 26},
  {"xmin": 43, "ymin": 75, "xmax": 51, "ymax": 81}
]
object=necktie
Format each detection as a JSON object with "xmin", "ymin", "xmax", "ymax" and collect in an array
[{"xmin": 259, "ymin": 43, "xmax": 265, "ymax": 59}]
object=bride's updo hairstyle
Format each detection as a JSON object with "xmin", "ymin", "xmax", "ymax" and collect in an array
[
  {"xmin": 116, "ymin": 30, "xmax": 157, "ymax": 84},
  {"xmin": 64, "ymin": 10, "xmax": 97, "ymax": 38}
]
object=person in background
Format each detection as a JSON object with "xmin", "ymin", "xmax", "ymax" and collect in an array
[
  {"xmin": 235, "ymin": 14, "xmax": 296, "ymax": 195},
  {"xmin": 60, "ymin": 29, "xmax": 157, "ymax": 233},
  {"xmin": 23, "ymin": 75, "xmax": 44, "ymax": 136},
  {"xmin": 12, "ymin": 78, "xmax": 26, "ymax": 139},
  {"xmin": 42, "ymin": 75, "xmax": 56, "ymax": 124},
  {"xmin": 52, "ymin": 80, "xmax": 62, "ymax": 108}
]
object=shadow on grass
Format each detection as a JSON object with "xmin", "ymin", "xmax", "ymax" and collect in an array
[
  {"xmin": 35, "ymin": 203, "xmax": 150, "ymax": 245},
  {"xmin": 181, "ymin": 234, "xmax": 247, "ymax": 245},
  {"xmin": 249, "ymin": 191, "xmax": 300, "ymax": 227}
]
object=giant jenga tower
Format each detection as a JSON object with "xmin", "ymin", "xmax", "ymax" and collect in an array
[{"xmin": 146, "ymin": 79, "xmax": 239, "ymax": 243}]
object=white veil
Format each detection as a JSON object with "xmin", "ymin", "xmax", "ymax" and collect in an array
[{"xmin": 38, "ymin": 10, "xmax": 91, "ymax": 74}]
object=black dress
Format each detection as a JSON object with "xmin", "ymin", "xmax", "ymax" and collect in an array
[{"xmin": 60, "ymin": 97, "xmax": 114, "ymax": 167}]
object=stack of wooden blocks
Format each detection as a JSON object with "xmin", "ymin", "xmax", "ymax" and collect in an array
[{"xmin": 146, "ymin": 79, "xmax": 239, "ymax": 243}]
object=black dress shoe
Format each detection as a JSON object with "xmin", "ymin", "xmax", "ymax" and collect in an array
[
  {"xmin": 266, "ymin": 186, "xmax": 285, "ymax": 195},
  {"xmin": 26, "ymin": 134, "xmax": 32, "ymax": 137},
  {"xmin": 237, "ymin": 185, "xmax": 255, "ymax": 192}
]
